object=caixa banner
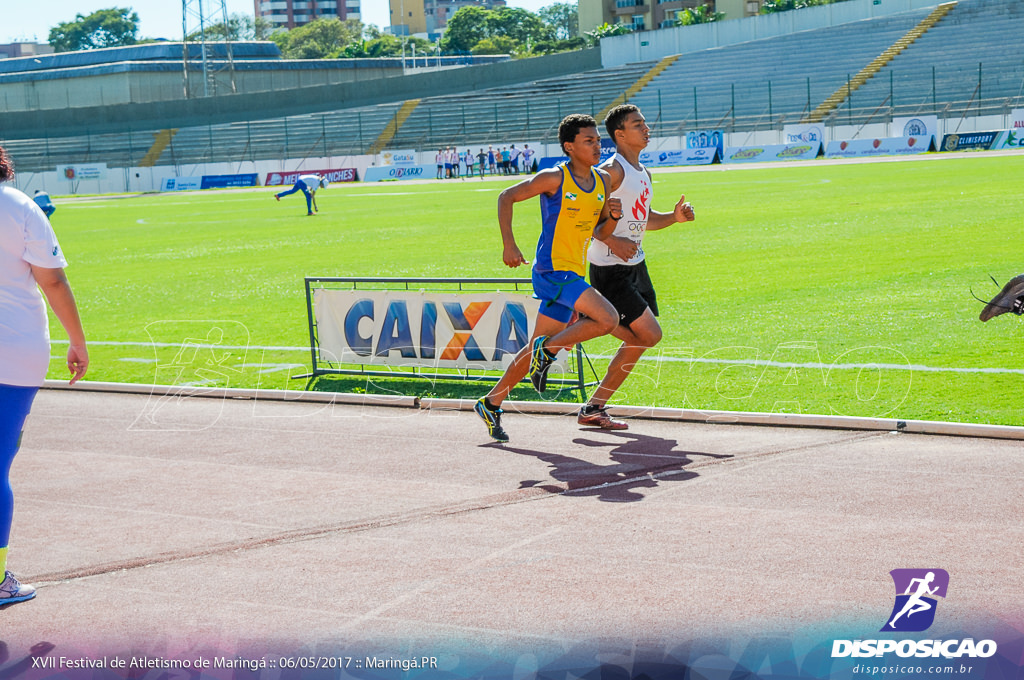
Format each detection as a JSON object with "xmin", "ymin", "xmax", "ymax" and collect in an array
[{"xmin": 312, "ymin": 290, "xmax": 567, "ymax": 371}]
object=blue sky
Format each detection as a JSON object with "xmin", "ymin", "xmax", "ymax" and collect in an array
[{"xmin": 4, "ymin": 1, "xmax": 558, "ymax": 44}]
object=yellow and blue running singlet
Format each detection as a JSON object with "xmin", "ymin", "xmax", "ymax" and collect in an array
[{"xmin": 535, "ymin": 163, "xmax": 607, "ymax": 276}]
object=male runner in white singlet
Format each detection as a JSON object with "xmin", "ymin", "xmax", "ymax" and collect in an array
[{"xmin": 579, "ymin": 104, "xmax": 696, "ymax": 430}]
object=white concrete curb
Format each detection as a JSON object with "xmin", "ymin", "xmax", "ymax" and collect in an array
[{"xmin": 43, "ymin": 380, "xmax": 1024, "ymax": 441}]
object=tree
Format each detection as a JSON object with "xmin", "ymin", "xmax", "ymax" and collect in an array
[
  {"xmin": 49, "ymin": 7, "xmax": 139, "ymax": 52},
  {"xmin": 584, "ymin": 22, "xmax": 632, "ymax": 47},
  {"xmin": 439, "ymin": 6, "xmax": 492, "ymax": 53},
  {"xmin": 470, "ymin": 36, "xmax": 520, "ymax": 56},
  {"xmin": 539, "ymin": 3, "xmax": 579, "ymax": 41},
  {"xmin": 187, "ymin": 13, "xmax": 272, "ymax": 41},
  {"xmin": 271, "ymin": 18, "xmax": 362, "ymax": 59},
  {"xmin": 760, "ymin": 0, "xmax": 851, "ymax": 13},
  {"xmin": 676, "ymin": 6, "xmax": 725, "ymax": 25},
  {"xmin": 489, "ymin": 7, "xmax": 553, "ymax": 47}
]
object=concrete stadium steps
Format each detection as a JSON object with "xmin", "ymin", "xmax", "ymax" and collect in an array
[
  {"xmin": 139, "ymin": 129, "xmax": 179, "ymax": 167},
  {"xmin": 596, "ymin": 54, "xmax": 682, "ymax": 125},
  {"xmin": 628, "ymin": 7, "xmax": 937, "ymax": 131},
  {"xmin": 388, "ymin": 60, "xmax": 659, "ymax": 149},
  {"xmin": 368, "ymin": 99, "xmax": 422, "ymax": 156},
  {"xmin": 853, "ymin": 0, "xmax": 1024, "ymax": 114},
  {"xmin": 803, "ymin": 2, "xmax": 958, "ymax": 123}
]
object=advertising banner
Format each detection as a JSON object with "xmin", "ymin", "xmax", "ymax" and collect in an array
[
  {"xmin": 825, "ymin": 136, "xmax": 933, "ymax": 158},
  {"xmin": 1010, "ymin": 109, "xmax": 1024, "ymax": 130},
  {"xmin": 264, "ymin": 168, "xmax": 357, "ymax": 186},
  {"xmin": 940, "ymin": 131, "xmax": 1001, "ymax": 152},
  {"xmin": 199, "ymin": 174, "xmax": 259, "ymax": 189},
  {"xmin": 60, "ymin": 163, "xmax": 108, "ymax": 180},
  {"xmin": 362, "ymin": 164, "xmax": 432, "ymax": 182},
  {"xmin": 160, "ymin": 177, "xmax": 202, "ymax": 191},
  {"xmin": 312, "ymin": 289, "xmax": 569, "ymax": 371},
  {"xmin": 893, "ymin": 115, "xmax": 939, "ymax": 139},
  {"xmin": 782, "ymin": 123, "xmax": 826, "ymax": 146},
  {"xmin": 723, "ymin": 142, "xmax": 822, "ymax": 163},
  {"xmin": 686, "ymin": 129, "xmax": 724, "ymax": 156},
  {"xmin": 639, "ymin": 148, "xmax": 718, "ymax": 166},
  {"xmin": 380, "ymin": 149, "xmax": 417, "ymax": 166},
  {"xmin": 988, "ymin": 130, "xmax": 1024, "ymax": 151}
]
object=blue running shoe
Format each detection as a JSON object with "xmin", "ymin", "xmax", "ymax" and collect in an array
[
  {"xmin": 474, "ymin": 397, "xmax": 509, "ymax": 443},
  {"xmin": 528, "ymin": 335, "xmax": 555, "ymax": 392}
]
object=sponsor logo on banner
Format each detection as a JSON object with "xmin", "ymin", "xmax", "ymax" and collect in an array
[
  {"xmin": 686, "ymin": 129, "xmax": 724, "ymax": 154},
  {"xmin": 363, "ymin": 165, "xmax": 432, "ymax": 182},
  {"xmin": 830, "ymin": 569, "xmax": 997, "ymax": 661},
  {"xmin": 381, "ymin": 149, "xmax": 417, "ymax": 166},
  {"xmin": 60, "ymin": 163, "xmax": 108, "ymax": 180},
  {"xmin": 1011, "ymin": 109, "xmax": 1024, "ymax": 129},
  {"xmin": 638, "ymin": 149, "xmax": 716, "ymax": 167},
  {"xmin": 825, "ymin": 137, "xmax": 932, "ymax": 158},
  {"xmin": 312, "ymin": 290, "xmax": 563, "ymax": 371},
  {"xmin": 992, "ymin": 130, "xmax": 1024, "ymax": 149},
  {"xmin": 264, "ymin": 168, "xmax": 357, "ymax": 186},
  {"xmin": 941, "ymin": 132, "xmax": 1000, "ymax": 152},
  {"xmin": 161, "ymin": 177, "xmax": 203, "ymax": 191},
  {"xmin": 200, "ymin": 174, "xmax": 259, "ymax": 189},
  {"xmin": 724, "ymin": 142, "xmax": 821, "ymax": 163},
  {"xmin": 783, "ymin": 124, "xmax": 825, "ymax": 145}
]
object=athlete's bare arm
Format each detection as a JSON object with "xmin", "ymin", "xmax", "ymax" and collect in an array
[
  {"xmin": 593, "ymin": 160, "xmax": 637, "ymax": 260},
  {"xmin": 496, "ymin": 168, "xmax": 563, "ymax": 268}
]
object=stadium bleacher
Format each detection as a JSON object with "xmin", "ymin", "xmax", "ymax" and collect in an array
[{"xmin": 3, "ymin": 0, "xmax": 1023, "ymax": 173}]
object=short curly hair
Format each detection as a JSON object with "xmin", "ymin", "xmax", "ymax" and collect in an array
[
  {"xmin": 0, "ymin": 146, "xmax": 13, "ymax": 182},
  {"xmin": 558, "ymin": 114, "xmax": 598, "ymax": 155}
]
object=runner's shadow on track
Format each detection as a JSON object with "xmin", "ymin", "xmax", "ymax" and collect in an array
[{"xmin": 494, "ymin": 431, "xmax": 733, "ymax": 503}]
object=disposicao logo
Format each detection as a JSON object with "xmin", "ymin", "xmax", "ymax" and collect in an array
[
  {"xmin": 882, "ymin": 569, "xmax": 947, "ymax": 632},
  {"xmin": 831, "ymin": 569, "xmax": 997, "ymax": 660}
]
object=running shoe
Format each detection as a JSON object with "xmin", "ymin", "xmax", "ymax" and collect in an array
[
  {"xmin": 0, "ymin": 571, "xmax": 36, "ymax": 605},
  {"xmin": 274, "ymin": 195, "xmax": 280, "ymax": 201},
  {"xmin": 528, "ymin": 335, "xmax": 555, "ymax": 392},
  {"xmin": 980, "ymin": 273, "xmax": 1024, "ymax": 322},
  {"xmin": 474, "ymin": 397, "xmax": 509, "ymax": 443},
  {"xmin": 577, "ymin": 404, "xmax": 629, "ymax": 430}
]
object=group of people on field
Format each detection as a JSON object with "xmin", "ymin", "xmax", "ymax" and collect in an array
[{"xmin": 436, "ymin": 144, "xmax": 536, "ymax": 180}]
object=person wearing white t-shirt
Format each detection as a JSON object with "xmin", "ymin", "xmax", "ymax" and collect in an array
[
  {"xmin": 0, "ymin": 146, "xmax": 88, "ymax": 606},
  {"xmin": 274, "ymin": 174, "xmax": 328, "ymax": 216},
  {"xmin": 579, "ymin": 104, "xmax": 695, "ymax": 430}
]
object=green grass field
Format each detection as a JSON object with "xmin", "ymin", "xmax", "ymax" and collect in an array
[{"xmin": 43, "ymin": 153, "xmax": 1024, "ymax": 425}]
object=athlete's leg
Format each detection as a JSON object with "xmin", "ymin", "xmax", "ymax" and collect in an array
[
  {"xmin": 588, "ymin": 308, "xmax": 662, "ymax": 408},
  {"xmin": 0, "ymin": 385, "xmax": 39, "ymax": 575},
  {"xmin": 542, "ymin": 288, "xmax": 618, "ymax": 354},
  {"xmin": 277, "ymin": 181, "xmax": 302, "ymax": 198},
  {"xmin": 486, "ymin": 314, "xmax": 568, "ymax": 407},
  {"xmin": 302, "ymin": 188, "xmax": 313, "ymax": 214}
]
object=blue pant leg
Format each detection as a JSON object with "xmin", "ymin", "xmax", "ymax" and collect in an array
[
  {"xmin": 302, "ymin": 188, "xmax": 313, "ymax": 213},
  {"xmin": 277, "ymin": 181, "xmax": 303, "ymax": 198},
  {"xmin": 0, "ymin": 385, "xmax": 39, "ymax": 548}
]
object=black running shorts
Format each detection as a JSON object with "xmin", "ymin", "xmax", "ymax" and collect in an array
[{"xmin": 588, "ymin": 260, "xmax": 659, "ymax": 327}]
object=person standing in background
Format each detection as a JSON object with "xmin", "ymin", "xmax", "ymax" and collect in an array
[{"xmin": 0, "ymin": 146, "xmax": 89, "ymax": 605}]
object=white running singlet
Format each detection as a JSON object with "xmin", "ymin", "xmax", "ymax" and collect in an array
[{"xmin": 588, "ymin": 152, "xmax": 651, "ymax": 267}]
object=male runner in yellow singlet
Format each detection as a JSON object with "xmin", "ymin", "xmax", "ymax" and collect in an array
[{"xmin": 474, "ymin": 114, "xmax": 623, "ymax": 443}]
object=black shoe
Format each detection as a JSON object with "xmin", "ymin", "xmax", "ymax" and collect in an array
[
  {"xmin": 980, "ymin": 274, "xmax": 1024, "ymax": 321},
  {"xmin": 474, "ymin": 398, "xmax": 509, "ymax": 443}
]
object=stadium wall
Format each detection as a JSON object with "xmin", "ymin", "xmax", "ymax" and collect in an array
[
  {"xmin": 0, "ymin": 49, "xmax": 603, "ymax": 140},
  {"xmin": 9, "ymin": 112, "xmax": 1012, "ymax": 196},
  {"xmin": 601, "ymin": 0, "xmax": 946, "ymax": 67}
]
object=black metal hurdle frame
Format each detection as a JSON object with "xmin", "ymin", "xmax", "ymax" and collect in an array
[{"xmin": 298, "ymin": 277, "xmax": 596, "ymax": 400}]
